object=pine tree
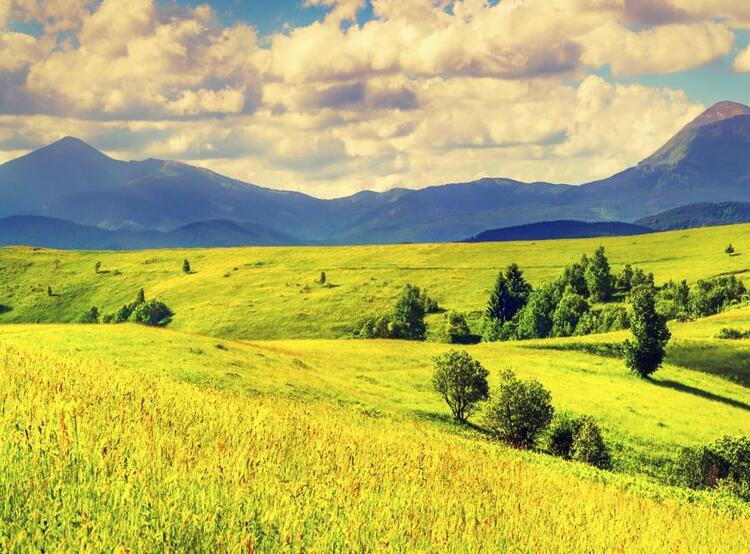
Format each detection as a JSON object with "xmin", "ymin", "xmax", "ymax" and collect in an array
[
  {"xmin": 182, "ymin": 259, "xmax": 191, "ymax": 274},
  {"xmin": 136, "ymin": 288, "xmax": 145, "ymax": 304},
  {"xmin": 486, "ymin": 263, "xmax": 532, "ymax": 322},
  {"xmin": 585, "ymin": 246, "xmax": 613, "ymax": 302},
  {"xmin": 623, "ymin": 287, "xmax": 671, "ymax": 378}
]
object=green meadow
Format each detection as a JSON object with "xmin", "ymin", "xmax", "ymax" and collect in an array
[{"xmin": 2, "ymin": 224, "xmax": 750, "ymax": 551}]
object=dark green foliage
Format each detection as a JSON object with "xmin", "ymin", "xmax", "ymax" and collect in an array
[
  {"xmin": 182, "ymin": 259, "xmax": 191, "ymax": 274},
  {"xmin": 656, "ymin": 280, "xmax": 690, "ymax": 321},
  {"xmin": 136, "ymin": 288, "xmax": 145, "ymax": 304},
  {"xmin": 515, "ymin": 281, "xmax": 562, "ymax": 340},
  {"xmin": 319, "ymin": 271, "xmax": 326, "ymax": 284},
  {"xmin": 546, "ymin": 413, "xmax": 583, "ymax": 459},
  {"xmin": 617, "ymin": 264, "xmax": 634, "ymax": 292},
  {"xmin": 623, "ymin": 287, "xmax": 671, "ymax": 378},
  {"xmin": 390, "ymin": 284, "xmax": 427, "ymax": 340},
  {"xmin": 552, "ymin": 286, "xmax": 589, "ymax": 337},
  {"xmin": 484, "ymin": 369, "xmax": 554, "ymax": 449},
  {"xmin": 129, "ymin": 300, "xmax": 174, "ymax": 327},
  {"xmin": 486, "ymin": 263, "xmax": 532, "ymax": 323},
  {"xmin": 676, "ymin": 436, "xmax": 750, "ymax": 499},
  {"xmin": 0, "ymin": 304, "xmax": 11, "ymax": 315},
  {"xmin": 629, "ymin": 268, "xmax": 655, "ymax": 291},
  {"xmin": 571, "ymin": 416, "xmax": 611, "ymax": 470},
  {"xmin": 432, "ymin": 350, "xmax": 489, "ymax": 423},
  {"xmin": 574, "ymin": 304, "xmax": 630, "ymax": 335},
  {"xmin": 716, "ymin": 327, "xmax": 750, "ymax": 339},
  {"xmin": 420, "ymin": 291, "xmax": 440, "ymax": 314},
  {"xmin": 561, "ymin": 255, "xmax": 589, "ymax": 297},
  {"xmin": 106, "ymin": 289, "xmax": 147, "ymax": 324},
  {"xmin": 689, "ymin": 276, "xmax": 747, "ymax": 318},
  {"xmin": 444, "ymin": 311, "xmax": 473, "ymax": 344},
  {"xmin": 47, "ymin": 286, "xmax": 53, "ymax": 296},
  {"xmin": 355, "ymin": 314, "xmax": 392, "ymax": 339},
  {"xmin": 94, "ymin": 261, "xmax": 101, "ymax": 274},
  {"xmin": 584, "ymin": 246, "xmax": 613, "ymax": 302},
  {"xmin": 726, "ymin": 243, "xmax": 735, "ymax": 255},
  {"xmin": 78, "ymin": 306, "xmax": 100, "ymax": 324}
]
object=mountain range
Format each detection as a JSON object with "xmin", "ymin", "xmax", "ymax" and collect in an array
[{"xmin": 1, "ymin": 100, "xmax": 750, "ymax": 247}]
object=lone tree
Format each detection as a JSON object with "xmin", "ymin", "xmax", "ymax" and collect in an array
[
  {"xmin": 585, "ymin": 246, "xmax": 613, "ymax": 302},
  {"xmin": 390, "ymin": 284, "xmax": 427, "ymax": 340},
  {"xmin": 182, "ymin": 259, "xmax": 191, "ymax": 274},
  {"xmin": 486, "ymin": 263, "xmax": 532, "ymax": 322},
  {"xmin": 726, "ymin": 244, "xmax": 736, "ymax": 256},
  {"xmin": 319, "ymin": 271, "xmax": 327, "ymax": 285},
  {"xmin": 484, "ymin": 369, "xmax": 554, "ymax": 449},
  {"xmin": 94, "ymin": 261, "xmax": 101, "ymax": 274},
  {"xmin": 623, "ymin": 286, "xmax": 671, "ymax": 378},
  {"xmin": 432, "ymin": 349, "xmax": 489, "ymax": 423}
]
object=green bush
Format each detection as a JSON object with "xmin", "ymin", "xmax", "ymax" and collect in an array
[
  {"xmin": 78, "ymin": 306, "xmax": 100, "ymax": 324},
  {"xmin": 546, "ymin": 414, "xmax": 583, "ymax": 459},
  {"xmin": 716, "ymin": 327, "xmax": 750, "ymax": 339},
  {"xmin": 689, "ymin": 276, "xmax": 747, "ymax": 318},
  {"xmin": 484, "ymin": 369, "xmax": 554, "ymax": 449},
  {"xmin": 444, "ymin": 311, "xmax": 475, "ymax": 344},
  {"xmin": 515, "ymin": 282, "xmax": 563, "ymax": 340},
  {"xmin": 570, "ymin": 416, "xmax": 611, "ymax": 470},
  {"xmin": 552, "ymin": 286, "xmax": 589, "ymax": 337},
  {"xmin": 129, "ymin": 300, "xmax": 174, "ymax": 327},
  {"xmin": 355, "ymin": 314, "xmax": 393, "ymax": 339},
  {"xmin": 676, "ymin": 436, "xmax": 750, "ymax": 499},
  {"xmin": 432, "ymin": 350, "xmax": 489, "ymax": 423},
  {"xmin": 390, "ymin": 284, "xmax": 427, "ymax": 340}
]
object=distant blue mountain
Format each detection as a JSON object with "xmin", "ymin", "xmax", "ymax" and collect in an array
[
  {"xmin": 635, "ymin": 202, "xmax": 750, "ymax": 231},
  {"xmin": 464, "ymin": 220, "xmax": 653, "ymax": 243},
  {"xmin": 0, "ymin": 101, "xmax": 749, "ymax": 246}
]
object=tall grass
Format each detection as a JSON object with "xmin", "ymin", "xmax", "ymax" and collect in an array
[{"xmin": 1, "ymin": 346, "xmax": 749, "ymax": 551}]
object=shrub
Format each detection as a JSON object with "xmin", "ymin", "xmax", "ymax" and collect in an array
[
  {"xmin": 551, "ymin": 286, "xmax": 589, "ymax": 337},
  {"xmin": 432, "ymin": 350, "xmax": 489, "ymax": 423},
  {"xmin": 570, "ymin": 416, "xmax": 611, "ymax": 469},
  {"xmin": 444, "ymin": 311, "xmax": 474, "ymax": 344},
  {"xmin": 390, "ymin": 284, "xmax": 427, "ymax": 340},
  {"xmin": 726, "ymin": 244, "xmax": 735, "ymax": 256},
  {"xmin": 690, "ymin": 276, "xmax": 746, "ymax": 318},
  {"xmin": 716, "ymin": 327, "xmax": 750, "ymax": 339},
  {"xmin": 78, "ymin": 306, "xmax": 100, "ymax": 324},
  {"xmin": 547, "ymin": 413, "xmax": 583, "ymax": 459},
  {"xmin": 515, "ymin": 282, "xmax": 562, "ymax": 339},
  {"xmin": 676, "ymin": 436, "xmax": 750, "ymax": 498},
  {"xmin": 623, "ymin": 287, "xmax": 671, "ymax": 378},
  {"xmin": 354, "ymin": 314, "xmax": 393, "ymax": 339},
  {"xmin": 656, "ymin": 280, "xmax": 690, "ymax": 321},
  {"xmin": 484, "ymin": 369, "xmax": 554, "ymax": 449},
  {"xmin": 129, "ymin": 300, "xmax": 173, "ymax": 327}
]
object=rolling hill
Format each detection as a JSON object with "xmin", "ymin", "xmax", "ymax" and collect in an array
[
  {"xmin": 464, "ymin": 220, "xmax": 653, "ymax": 243},
  {"xmin": 636, "ymin": 202, "xmax": 750, "ymax": 231},
  {"xmin": 1, "ymin": 101, "xmax": 750, "ymax": 245}
]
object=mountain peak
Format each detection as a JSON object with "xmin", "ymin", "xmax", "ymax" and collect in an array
[
  {"xmin": 43, "ymin": 136, "xmax": 108, "ymax": 157},
  {"xmin": 686, "ymin": 101, "xmax": 750, "ymax": 130}
]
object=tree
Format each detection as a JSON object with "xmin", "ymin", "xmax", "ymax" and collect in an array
[
  {"xmin": 484, "ymin": 369, "xmax": 554, "ymax": 449},
  {"xmin": 552, "ymin": 286, "xmax": 589, "ymax": 337},
  {"xmin": 726, "ymin": 243, "xmax": 736, "ymax": 256},
  {"xmin": 617, "ymin": 264, "xmax": 634, "ymax": 292},
  {"xmin": 585, "ymin": 246, "xmax": 613, "ymax": 302},
  {"xmin": 129, "ymin": 300, "xmax": 174, "ymax": 327},
  {"xmin": 319, "ymin": 271, "xmax": 327, "ymax": 285},
  {"xmin": 445, "ymin": 311, "xmax": 472, "ymax": 344},
  {"xmin": 432, "ymin": 350, "xmax": 489, "ymax": 423},
  {"xmin": 136, "ymin": 288, "xmax": 146, "ymax": 304},
  {"xmin": 623, "ymin": 287, "xmax": 671, "ymax": 378},
  {"xmin": 94, "ymin": 261, "xmax": 101, "ymax": 274},
  {"xmin": 515, "ymin": 281, "xmax": 562, "ymax": 339},
  {"xmin": 571, "ymin": 416, "xmax": 611, "ymax": 469},
  {"xmin": 561, "ymin": 257, "xmax": 589, "ymax": 297},
  {"xmin": 47, "ymin": 286, "xmax": 53, "ymax": 297},
  {"xmin": 182, "ymin": 259, "xmax": 191, "ymax": 274},
  {"xmin": 547, "ymin": 414, "xmax": 583, "ymax": 459},
  {"xmin": 78, "ymin": 306, "xmax": 100, "ymax": 324},
  {"xmin": 486, "ymin": 263, "xmax": 532, "ymax": 323},
  {"xmin": 390, "ymin": 284, "xmax": 426, "ymax": 340}
]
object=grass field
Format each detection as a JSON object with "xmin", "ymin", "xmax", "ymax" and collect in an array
[
  {"xmin": 2, "ymin": 225, "xmax": 750, "ymax": 550},
  {"xmin": 2, "ymin": 222, "xmax": 750, "ymax": 339}
]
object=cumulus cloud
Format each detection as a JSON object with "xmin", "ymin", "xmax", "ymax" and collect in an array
[{"xmin": 0, "ymin": 0, "xmax": 742, "ymax": 196}]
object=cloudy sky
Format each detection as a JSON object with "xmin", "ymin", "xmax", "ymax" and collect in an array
[{"xmin": 1, "ymin": 0, "xmax": 750, "ymax": 197}]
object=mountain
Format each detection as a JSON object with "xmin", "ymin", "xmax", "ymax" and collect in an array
[
  {"xmin": 635, "ymin": 202, "xmax": 750, "ymax": 231},
  {"xmin": 1, "ymin": 100, "xmax": 750, "ymax": 246},
  {"xmin": 464, "ymin": 220, "xmax": 653, "ymax": 243},
  {"xmin": 0, "ymin": 215, "xmax": 302, "ymax": 249}
]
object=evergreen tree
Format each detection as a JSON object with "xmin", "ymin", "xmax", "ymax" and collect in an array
[
  {"xmin": 445, "ymin": 311, "xmax": 472, "ymax": 344},
  {"xmin": 562, "ymin": 259, "xmax": 589, "ymax": 297},
  {"xmin": 486, "ymin": 263, "xmax": 532, "ymax": 322},
  {"xmin": 182, "ymin": 259, "xmax": 191, "ymax": 274},
  {"xmin": 726, "ymin": 244, "xmax": 736, "ymax": 256},
  {"xmin": 390, "ymin": 284, "xmax": 427, "ymax": 340},
  {"xmin": 623, "ymin": 287, "xmax": 671, "ymax": 378},
  {"xmin": 94, "ymin": 261, "xmax": 101, "ymax": 274},
  {"xmin": 319, "ymin": 271, "xmax": 326, "ymax": 285},
  {"xmin": 136, "ymin": 288, "xmax": 145, "ymax": 304},
  {"xmin": 585, "ymin": 246, "xmax": 613, "ymax": 302}
]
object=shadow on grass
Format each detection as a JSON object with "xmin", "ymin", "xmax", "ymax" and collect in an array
[
  {"xmin": 649, "ymin": 378, "xmax": 750, "ymax": 412},
  {"xmin": 413, "ymin": 409, "xmax": 494, "ymax": 436}
]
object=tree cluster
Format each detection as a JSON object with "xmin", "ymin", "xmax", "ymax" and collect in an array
[
  {"xmin": 355, "ymin": 284, "xmax": 439, "ymax": 340},
  {"xmin": 676, "ymin": 435, "xmax": 750, "ymax": 500},
  {"xmin": 98, "ymin": 289, "xmax": 174, "ymax": 327}
]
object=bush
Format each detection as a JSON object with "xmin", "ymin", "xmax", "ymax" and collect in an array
[
  {"xmin": 551, "ymin": 286, "xmax": 589, "ymax": 337},
  {"xmin": 623, "ymin": 287, "xmax": 671, "ymax": 378},
  {"xmin": 129, "ymin": 300, "xmax": 173, "ymax": 327},
  {"xmin": 355, "ymin": 314, "xmax": 393, "ymax": 338},
  {"xmin": 390, "ymin": 284, "xmax": 427, "ymax": 340},
  {"xmin": 656, "ymin": 280, "xmax": 690, "ymax": 321},
  {"xmin": 547, "ymin": 413, "xmax": 583, "ymax": 459},
  {"xmin": 484, "ymin": 369, "xmax": 554, "ymax": 449},
  {"xmin": 676, "ymin": 436, "xmax": 750, "ymax": 498},
  {"xmin": 575, "ymin": 304, "xmax": 630, "ymax": 335},
  {"xmin": 515, "ymin": 282, "xmax": 562, "ymax": 340},
  {"xmin": 690, "ymin": 276, "xmax": 747, "ymax": 318},
  {"xmin": 570, "ymin": 416, "xmax": 611, "ymax": 469},
  {"xmin": 78, "ymin": 306, "xmax": 100, "ymax": 324},
  {"xmin": 444, "ymin": 311, "xmax": 475, "ymax": 344},
  {"xmin": 716, "ymin": 327, "xmax": 750, "ymax": 339},
  {"xmin": 432, "ymin": 350, "xmax": 489, "ymax": 423},
  {"xmin": 421, "ymin": 292, "xmax": 441, "ymax": 314}
]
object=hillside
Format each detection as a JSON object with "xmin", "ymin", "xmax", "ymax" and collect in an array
[
  {"xmin": 2, "ymin": 223, "xmax": 749, "ymax": 340},
  {"xmin": 465, "ymin": 220, "xmax": 652, "ymax": 243},
  {"xmin": 636, "ymin": 202, "xmax": 750, "ymax": 231},
  {"xmin": 1, "ymin": 101, "xmax": 750, "ymax": 245},
  {"xmin": 3, "ymin": 345, "xmax": 748, "ymax": 551}
]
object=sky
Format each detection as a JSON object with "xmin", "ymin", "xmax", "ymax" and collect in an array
[{"xmin": 1, "ymin": 1, "xmax": 750, "ymax": 198}]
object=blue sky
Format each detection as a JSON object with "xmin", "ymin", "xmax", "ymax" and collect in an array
[{"xmin": 2, "ymin": 0, "xmax": 750, "ymax": 197}]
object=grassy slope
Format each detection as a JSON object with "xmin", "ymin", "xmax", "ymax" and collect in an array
[
  {"xmin": 1, "ymin": 223, "xmax": 750, "ymax": 339},
  {"xmin": 2, "ymin": 346, "xmax": 749, "ymax": 552},
  {"xmin": 3, "ymin": 308, "xmax": 750, "ymax": 480}
]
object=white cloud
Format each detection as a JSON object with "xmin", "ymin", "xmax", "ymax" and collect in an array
[{"xmin": 733, "ymin": 45, "xmax": 750, "ymax": 73}]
